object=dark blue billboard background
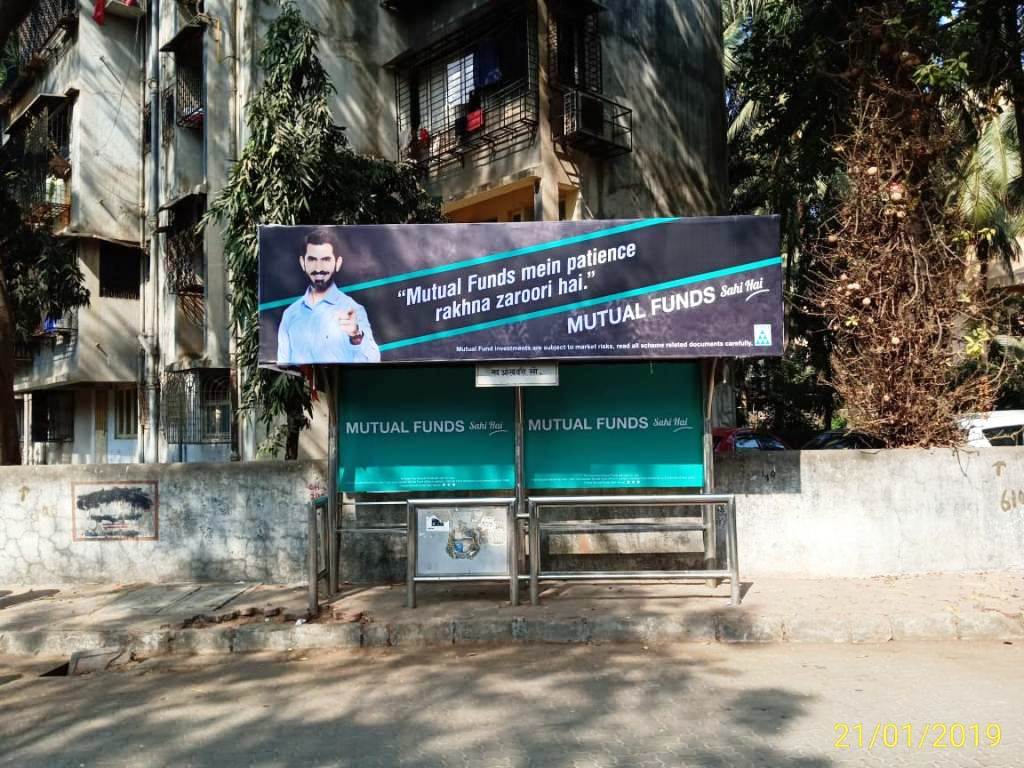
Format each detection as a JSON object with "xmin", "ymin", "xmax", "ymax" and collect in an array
[{"xmin": 258, "ymin": 217, "xmax": 783, "ymax": 365}]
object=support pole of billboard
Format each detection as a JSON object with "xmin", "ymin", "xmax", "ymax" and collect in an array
[
  {"xmin": 327, "ymin": 366, "xmax": 340, "ymax": 598},
  {"xmin": 703, "ymin": 359, "xmax": 719, "ymax": 588},
  {"xmin": 512, "ymin": 385, "xmax": 525, "ymax": 607}
]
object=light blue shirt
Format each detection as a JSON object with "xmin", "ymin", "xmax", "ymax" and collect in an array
[{"xmin": 277, "ymin": 284, "xmax": 381, "ymax": 364}]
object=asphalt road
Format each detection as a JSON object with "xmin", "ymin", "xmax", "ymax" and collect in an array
[{"xmin": 1, "ymin": 641, "xmax": 1021, "ymax": 767}]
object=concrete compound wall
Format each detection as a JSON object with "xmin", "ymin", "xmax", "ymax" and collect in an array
[
  {"xmin": 0, "ymin": 462, "xmax": 325, "ymax": 585},
  {"xmin": 719, "ymin": 447, "xmax": 1024, "ymax": 578},
  {"xmin": 0, "ymin": 448, "xmax": 1020, "ymax": 585}
]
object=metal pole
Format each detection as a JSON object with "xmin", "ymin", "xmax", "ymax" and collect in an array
[
  {"xmin": 529, "ymin": 500, "xmax": 540, "ymax": 605},
  {"xmin": 727, "ymin": 496, "xmax": 741, "ymax": 606},
  {"xmin": 513, "ymin": 386, "xmax": 525, "ymax": 607},
  {"xmin": 327, "ymin": 367, "xmax": 340, "ymax": 597},
  {"xmin": 703, "ymin": 359, "xmax": 719, "ymax": 587},
  {"xmin": 406, "ymin": 500, "xmax": 417, "ymax": 609},
  {"xmin": 507, "ymin": 502, "xmax": 519, "ymax": 606},
  {"xmin": 307, "ymin": 500, "xmax": 319, "ymax": 618}
]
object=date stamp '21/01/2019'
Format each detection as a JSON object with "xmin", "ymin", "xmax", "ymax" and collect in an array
[{"xmin": 834, "ymin": 723, "xmax": 1002, "ymax": 750}]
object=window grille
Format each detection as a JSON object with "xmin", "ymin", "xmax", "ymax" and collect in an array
[
  {"xmin": 143, "ymin": 99, "xmax": 152, "ymax": 154},
  {"xmin": 394, "ymin": 1, "xmax": 538, "ymax": 172},
  {"xmin": 163, "ymin": 195, "xmax": 205, "ymax": 295},
  {"xmin": 173, "ymin": 29, "xmax": 204, "ymax": 129},
  {"xmin": 31, "ymin": 389, "xmax": 74, "ymax": 443},
  {"xmin": 1, "ymin": 0, "xmax": 77, "ymax": 101},
  {"xmin": 547, "ymin": 8, "xmax": 632, "ymax": 158},
  {"xmin": 161, "ymin": 369, "xmax": 232, "ymax": 444},
  {"xmin": 114, "ymin": 386, "xmax": 138, "ymax": 438},
  {"xmin": 160, "ymin": 82, "xmax": 174, "ymax": 145},
  {"xmin": 548, "ymin": 9, "xmax": 601, "ymax": 93},
  {"xmin": 99, "ymin": 243, "xmax": 142, "ymax": 299},
  {"xmin": 5, "ymin": 99, "xmax": 73, "ymax": 227}
]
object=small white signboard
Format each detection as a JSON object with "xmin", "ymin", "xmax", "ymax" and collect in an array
[{"xmin": 475, "ymin": 363, "xmax": 559, "ymax": 388}]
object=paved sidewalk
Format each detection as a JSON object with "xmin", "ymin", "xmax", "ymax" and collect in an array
[{"xmin": 0, "ymin": 572, "xmax": 1021, "ymax": 658}]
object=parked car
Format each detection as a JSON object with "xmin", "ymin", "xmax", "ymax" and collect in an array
[
  {"xmin": 713, "ymin": 427, "xmax": 791, "ymax": 454},
  {"xmin": 801, "ymin": 430, "xmax": 884, "ymax": 450},
  {"xmin": 960, "ymin": 411, "xmax": 1024, "ymax": 447}
]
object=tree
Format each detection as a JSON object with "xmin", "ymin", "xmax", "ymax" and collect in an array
[
  {"xmin": 205, "ymin": 0, "xmax": 442, "ymax": 460},
  {"xmin": 0, "ymin": 165, "xmax": 90, "ymax": 464}
]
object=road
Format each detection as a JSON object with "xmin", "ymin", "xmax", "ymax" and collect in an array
[{"xmin": 1, "ymin": 641, "xmax": 1021, "ymax": 767}]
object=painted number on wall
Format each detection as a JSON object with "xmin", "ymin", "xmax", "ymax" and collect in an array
[{"xmin": 1000, "ymin": 489, "xmax": 1024, "ymax": 512}]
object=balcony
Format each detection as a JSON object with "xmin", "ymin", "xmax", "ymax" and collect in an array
[
  {"xmin": 392, "ymin": 1, "xmax": 539, "ymax": 173},
  {"xmin": 553, "ymin": 88, "xmax": 632, "ymax": 158},
  {"xmin": 4, "ymin": 96, "xmax": 74, "ymax": 230},
  {"xmin": 0, "ymin": 0, "xmax": 78, "ymax": 105},
  {"xmin": 160, "ymin": 24, "xmax": 205, "ymax": 131}
]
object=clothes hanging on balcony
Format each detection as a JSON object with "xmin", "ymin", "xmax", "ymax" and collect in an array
[
  {"xmin": 93, "ymin": 0, "xmax": 105, "ymax": 24},
  {"xmin": 474, "ymin": 39, "xmax": 502, "ymax": 89}
]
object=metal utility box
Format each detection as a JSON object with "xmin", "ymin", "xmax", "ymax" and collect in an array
[{"xmin": 415, "ymin": 505, "xmax": 510, "ymax": 578}]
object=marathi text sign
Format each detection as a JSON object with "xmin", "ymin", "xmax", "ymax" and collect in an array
[{"xmin": 258, "ymin": 217, "xmax": 782, "ymax": 365}]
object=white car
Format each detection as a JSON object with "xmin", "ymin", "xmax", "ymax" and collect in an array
[{"xmin": 961, "ymin": 411, "xmax": 1024, "ymax": 447}]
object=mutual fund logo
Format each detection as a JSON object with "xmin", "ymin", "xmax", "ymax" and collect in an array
[{"xmin": 754, "ymin": 324, "xmax": 772, "ymax": 347}]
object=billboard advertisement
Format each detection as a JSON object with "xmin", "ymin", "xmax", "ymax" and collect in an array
[
  {"xmin": 258, "ymin": 217, "xmax": 782, "ymax": 366},
  {"xmin": 524, "ymin": 363, "xmax": 704, "ymax": 489},
  {"xmin": 339, "ymin": 363, "xmax": 703, "ymax": 493}
]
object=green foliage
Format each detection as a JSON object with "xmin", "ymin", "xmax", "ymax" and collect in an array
[
  {"xmin": 205, "ymin": 1, "xmax": 442, "ymax": 458},
  {"xmin": 0, "ymin": 166, "xmax": 89, "ymax": 339},
  {"xmin": 727, "ymin": 0, "xmax": 1024, "ymax": 439}
]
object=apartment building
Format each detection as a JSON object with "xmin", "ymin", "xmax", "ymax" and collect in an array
[{"xmin": 3, "ymin": 0, "xmax": 726, "ymax": 464}]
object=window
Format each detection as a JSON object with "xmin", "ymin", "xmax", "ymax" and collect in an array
[
  {"xmin": 31, "ymin": 390, "xmax": 74, "ymax": 442},
  {"xmin": 394, "ymin": 4, "xmax": 538, "ymax": 171},
  {"xmin": 99, "ymin": 243, "xmax": 142, "ymax": 299},
  {"xmin": 549, "ymin": 11, "xmax": 602, "ymax": 93},
  {"xmin": 982, "ymin": 426, "xmax": 1024, "ymax": 447},
  {"xmin": 201, "ymin": 374, "xmax": 231, "ymax": 443},
  {"xmin": 143, "ymin": 100, "xmax": 152, "ymax": 155},
  {"xmin": 734, "ymin": 434, "xmax": 760, "ymax": 451},
  {"xmin": 115, "ymin": 387, "xmax": 138, "ymax": 438},
  {"xmin": 161, "ymin": 369, "xmax": 232, "ymax": 444}
]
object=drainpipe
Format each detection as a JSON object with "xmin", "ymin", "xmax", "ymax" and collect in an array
[{"xmin": 143, "ymin": 0, "xmax": 162, "ymax": 463}]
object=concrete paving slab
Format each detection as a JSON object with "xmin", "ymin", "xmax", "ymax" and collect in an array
[{"xmin": 0, "ymin": 572, "xmax": 1021, "ymax": 657}]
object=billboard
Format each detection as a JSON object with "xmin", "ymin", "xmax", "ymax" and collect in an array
[
  {"xmin": 339, "ymin": 363, "xmax": 703, "ymax": 493},
  {"xmin": 258, "ymin": 217, "xmax": 782, "ymax": 366},
  {"xmin": 524, "ymin": 363, "xmax": 704, "ymax": 489},
  {"xmin": 339, "ymin": 366, "xmax": 514, "ymax": 492}
]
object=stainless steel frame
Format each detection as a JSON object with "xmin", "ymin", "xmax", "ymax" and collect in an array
[
  {"xmin": 406, "ymin": 498, "xmax": 517, "ymax": 609},
  {"xmin": 307, "ymin": 495, "xmax": 330, "ymax": 617},
  {"xmin": 528, "ymin": 494, "xmax": 741, "ymax": 606}
]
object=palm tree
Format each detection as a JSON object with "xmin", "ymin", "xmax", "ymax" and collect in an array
[{"xmin": 959, "ymin": 106, "xmax": 1024, "ymax": 286}]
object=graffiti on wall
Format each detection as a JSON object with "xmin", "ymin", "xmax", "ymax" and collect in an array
[{"xmin": 72, "ymin": 482, "xmax": 159, "ymax": 541}]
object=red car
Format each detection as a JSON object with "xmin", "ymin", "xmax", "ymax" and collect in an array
[{"xmin": 712, "ymin": 427, "xmax": 791, "ymax": 454}]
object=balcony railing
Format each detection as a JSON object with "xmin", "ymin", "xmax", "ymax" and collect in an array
[
  {"xmin": 554, "ymin": 88, "xmax": 632, "ymax": 158},
  {"xmin": 393, "ymin": 2, "xmax": 539, "ymax": 173},
  {"xmin": 0, "ymin": 0, "xmax": 78, "ymax": 102},
  {"xmin": 6, "ymin": 100, "xmax": 74, "ymax": 230},
  {"xmin": 400, "ymin": 79, "xmax": 538, "ymax": 171}
]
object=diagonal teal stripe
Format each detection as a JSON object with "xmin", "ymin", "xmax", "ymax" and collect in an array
[
  {"xmin": 257, "ymin": 218, "xmax": 680, "ymax": 311},
  {"xmin": 379, "ymin": 256, "xmax": 782, "ymax": 352}
]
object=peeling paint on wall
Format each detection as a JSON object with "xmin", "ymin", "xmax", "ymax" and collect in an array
[{"xmin": 72, "ymin": 483, "xmax": 159, "ymax": 541}]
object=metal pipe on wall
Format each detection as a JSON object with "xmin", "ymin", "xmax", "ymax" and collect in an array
[
  {"xmin": 327, "ymin": 366, "xmax": 340, "ymax": 596},
  {"xmin": 143, "ymin": 0, "xmax": 162, "ymax": 464}
]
